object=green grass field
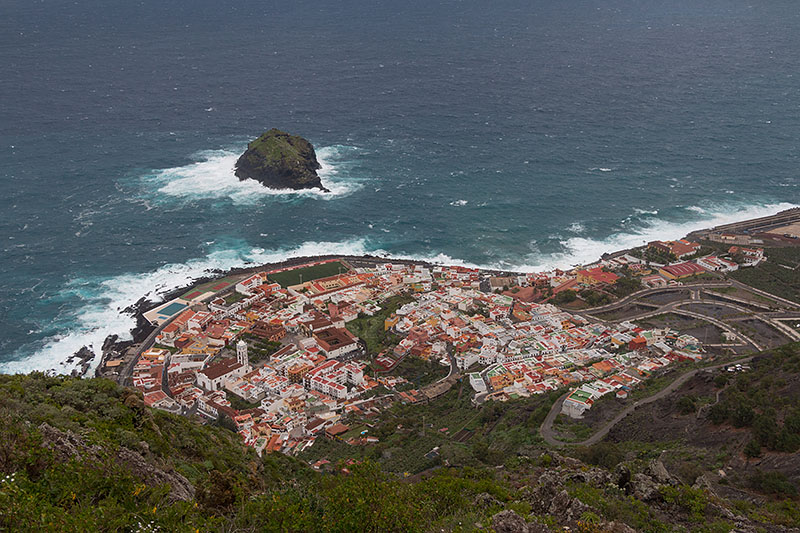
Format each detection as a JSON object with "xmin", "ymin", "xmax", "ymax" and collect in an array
[{"xmin": 267, "ymin": 261, "xmax": 348, "ymax": 287}]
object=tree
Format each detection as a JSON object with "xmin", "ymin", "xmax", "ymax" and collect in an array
[
  {"xmin": 553, "ymin": 290, "xmax": 577, "ymax": 305},
  {"xmin": 744, "ymin": 438, "xmax": 762, "ymax": 458},
  {"xmin": 731, "ymin": 403, "xmax": 755, "ymax": 428},
  {"xmin": 708, "ymin": 403, "xmax": 729, "ymax": 425},
  {"xmin": 613, "ymin": 276, "xmax": 642, "ymax": 297},
  {"xmin": 753, "ymin": 414, "xmax": 780, "ymax": 449}
]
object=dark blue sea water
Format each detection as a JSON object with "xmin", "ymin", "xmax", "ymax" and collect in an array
[{"xmin": 2, "ymin": 0, "xmax": 800, "ymax": 373}]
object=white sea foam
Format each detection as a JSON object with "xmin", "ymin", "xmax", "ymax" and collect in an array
[
  {"xmin": 450, "ymin": 199, "xmax": 468, "ymax": 206},
  {"xmin": 2, "ymin": 239, "xmax": 375, "ymax": 376},
  {"xmin": 5, "ymin": 201, "xmax": 797, "ymax": 375},
  {"xmin": 523, "ymin": 201, "xmax": 799, "ymax": 271},
  {"xmin": 567, "ymin": 222, "xmax": 585, "ymax": 233},
  {"xmin": 144, "ymin": 145, "xmax": 362, "ymax": 205}
]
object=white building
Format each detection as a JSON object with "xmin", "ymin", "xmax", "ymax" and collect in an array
[
  {"xmin": 197, "ymin": 359, "xmax": 247, "ymax": 392},
  {"xmin": 696, "ymin": 256, "xmax": 738, "ymax": 272},
  {"xmin": 468, "ymin": 373, "xmax": 487, "ymax": 393},
  {"xmin": 237, "ymin": 339, "xmax": 248, "ymax": 367},
  {"xmin": 454, "ymin": 350, "xmax": 479, "ymax": 370}
]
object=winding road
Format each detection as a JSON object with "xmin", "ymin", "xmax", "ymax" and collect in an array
[
  {"xmin": 540, "ymin": 355, "xmax": 753, "ymax": 447},
  {"xmin": 540, "ymin": 279, "xmax": 800, "ymax": 448}
]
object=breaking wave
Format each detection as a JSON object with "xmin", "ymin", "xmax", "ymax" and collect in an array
[
  {"xmin": 524, "ymin": 201, "xmax": 799, "ymax": 270},
  {"xmin": 0, "ymin": 239, "xmax": 375, "ymax": 375},
  {"xmin": 4, "ymin": 200, "xmax": 797, "ymax": 374},
  {"xmin": 140, "ymin": 145, "xmax": 363, "ymax": 205}
]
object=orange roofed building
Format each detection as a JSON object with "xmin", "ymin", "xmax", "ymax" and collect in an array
[
  {"xmin": 576, "ymin": 267, "xmax": 619, "ymax": 286},
  {"xmin": 648, "ymin": 239, "xmax": 700, "ymax": 259}
]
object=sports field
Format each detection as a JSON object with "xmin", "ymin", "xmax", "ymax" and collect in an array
[
  {"xmin": 180, "ymin": 276, "xmax": 240, "ymax": 299},
  {"xmin": 268, "ymin": 261, "xmax": 348, "ymax": 288}
]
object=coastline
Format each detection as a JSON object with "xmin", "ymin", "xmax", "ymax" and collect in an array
[
  {"xmin": 71, "ymin": 206, "xmax": 800, "ymax": 378},
  {"xmin": 89, "ymin": 253, "xmax": 521, "ymax": 379}
]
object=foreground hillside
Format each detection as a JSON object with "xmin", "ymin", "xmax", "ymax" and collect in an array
[{"xmin": 2, "ymin": 368, "xmax": 800, "ymax": 531}]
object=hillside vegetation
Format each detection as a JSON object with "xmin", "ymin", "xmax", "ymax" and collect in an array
[
  {"xmin": 731, "ymin": 247, "xmax": 800, "ymax": 304},
  {"xmin": 2, "ymin": 363, "xmax": 800, "ymax": 531}
]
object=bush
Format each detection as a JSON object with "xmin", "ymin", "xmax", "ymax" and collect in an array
[
  {"xmin": 659, "ymin": 485, "xmax": 709, "ymax": 522},
  {"xmin": 748, "ymin": 470, "xmax": 798, "ymax": 498},
  {"xmin": 708, "ymin": 402, "xmax": 729, "ymax": 425},
  {"xmin": 580, "ymin": 289, "xmax": 613, "ymax": 307},
  {"xmin": 613, "ymin": 276, "xmax": 642, "ymax": 298},
  {"xmin": 677, "ymin": 395, "xmax": 697, "ymax": 415},
  {"xmin": 743, "ymin": 438, "xmax": 762, "ymax": 458},
  {"xmin": 554, "ymin": 290, "xmax": 577, "ymax": 304},
  {"xmin": 198, "ymin": 470, "xmax": 238, "ymax": 511},
  {"xmin": 730, "ymin": 403, "xmax": 755, "ymax": 428},
  {"xmin": 574, "ymin": 442, "xmax": 624, "ymax": 470},
  {"xmin": 753, "ymin": 414, "xmax": 780, "ymax": 449}
]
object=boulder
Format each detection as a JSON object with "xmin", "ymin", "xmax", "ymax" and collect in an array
[
  {"xmin": 547, "ymin": 489, "xmax": 593, "ymax": 522},
  {"xmin": 567, "ymin": 467, "xmax": 612, "ymax": 487},
  {"xmin": 473, "ymin": 492, "xmax": 501, "ymax": 509},
  {"xmin": 613, "ymin": 463, "xmax": 632, "ymax": 490},
  {"xmin": 526, "ymin": 470, "xmax": 563, "ymax": 513},
  {"xmin": 547, "ymin": 489, "xmax": 573, "ymax": 516},
  {"xmin": 601, "ymin": 521, "xmax": 638, "ymax": 533},
  {"xmin": 646, "ymin": 459, "xmax": 675, "ymax": 485},
  {"xmin": 549, "ymin": 451, "xmax": 583, "ymax": 469},
  {"xmin": 492, "ymin": 510, "xmax": 529, "ymax": 533},
  {"xmin": 630, "ymin": 473, "xmax": 662, "ymax": 501}
]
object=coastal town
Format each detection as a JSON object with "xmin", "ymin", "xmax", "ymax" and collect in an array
[{"xmin": 95, "ymin": 209, "xmax": 800, "ymax": 459}]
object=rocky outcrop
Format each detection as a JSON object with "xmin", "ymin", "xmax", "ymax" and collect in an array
[
  {"xmin": 629, "ymin": 472, "xmax": 662, "ymax": 501},
  {"xmin": 38, "ymin": 423, "xmax": 195, "ymax": 501},
  {"xmin": 492, "ymin": 510, "xmax": 530, "ymax": 533},
  {"xmin": 646, "ymin": 458, "xmax": 676, "ymax": 486},
  {"xmin": 68, "ymin": 346, "xmax": 96, "ymax": 377},
  {"xmin": 234, "ymin": 129, "xmax": 329, "ymax": 192},
  {"xmin": 473, "ymin": 492, "xmax": 501, "ymax": 509}
]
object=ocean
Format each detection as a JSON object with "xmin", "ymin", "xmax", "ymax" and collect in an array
[{"xmin": 1, "ymin": 0, "xmax": 799, "ymax": 374}]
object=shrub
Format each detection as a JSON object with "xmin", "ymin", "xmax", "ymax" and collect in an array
[
  {"xmin": 744, "ymin": 439, "xmax": 762, "ymax": 458},
  {"xmin": 677, "ymin": 395, "xmax": 697, "ymax": 415},
  {"xmin": 660, "ymin": 485, "xmax": 709, "ymax": 522},
  {"xmin": 748, "ymin": 470, "xmax": 798, "ymax": 498},
  {"xmin": 575, "ymin": 442, "xmax": 624, "ymax": 470},
  {"xmin": 554, "ymin": 290, "xmax": 577, "ymax": 304}
]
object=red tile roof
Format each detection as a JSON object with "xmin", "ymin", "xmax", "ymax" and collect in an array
[{"xmin": 660, "ymin": 262, "xmax": 706, "ymax": 278}]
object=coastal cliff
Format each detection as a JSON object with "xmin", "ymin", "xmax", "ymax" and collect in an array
[{"xmin": 234, "ymin": 129, "xmax": 329, "ymax": 192}]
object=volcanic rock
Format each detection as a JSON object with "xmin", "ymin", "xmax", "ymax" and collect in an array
[{"xmin": 234, "ymin": 129, "xmax": 329, "ymax": 192}]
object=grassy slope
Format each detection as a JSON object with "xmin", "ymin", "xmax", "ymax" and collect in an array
[
  {"xmin": 0, "ymin": 373, "xmax": 309, "ymax": 531},
  {"xmin": 731, "ymin": 247, "xmax": 800, "ymax": 303},
  {"xmin": 3, "ymin": 347, "xmax": 800, "ymax": 531},
  {"xmin": 0, "ymin": 374, "xmax": 514, "ymax": 532},
  {"xmin": 599, "ymin": 343, "xmax": 800, "ymax": 525},
  {"xmin": 300, "ymin": 385, "xmax": 560, "ymax": 475},
  {"xmin": 245, "ymin": 129, "xmax": 308, "ymax": 168}
]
